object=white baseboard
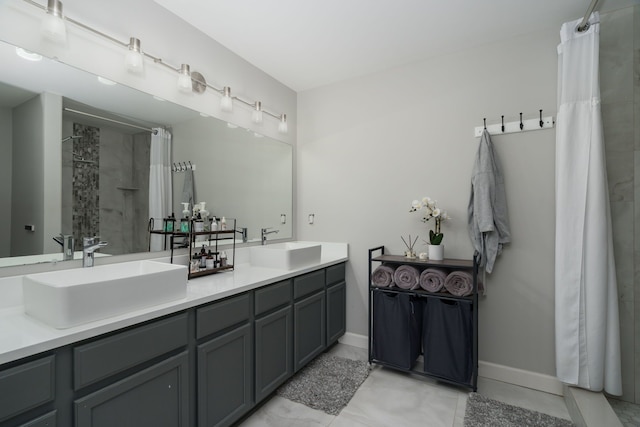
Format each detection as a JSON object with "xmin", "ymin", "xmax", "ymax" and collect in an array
[
  {"xmin": 338, "ymin": 332, "xmax": 563, "ymax": 396},
  {"xmin": 478, "ymin": 361, "xmax": 564, "ymax": 396},
  {"xmin": 338, "ymin": 332, "xmax": 368, "ymax": 349}
]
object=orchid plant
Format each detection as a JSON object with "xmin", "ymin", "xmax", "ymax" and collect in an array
[{"xmin": 409, "ymin": 197, "xmax": 451, "ymax": 245}]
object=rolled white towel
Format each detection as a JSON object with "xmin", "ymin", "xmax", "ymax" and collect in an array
[
  {"xmin": 419, "ymin": 268, "xmax": 448, "ymax": 293},
  {"xmin": 371, "ymin": 264, "xmax": 396, "ymax": 287},
  {"xmin": 444, "ymin": 270, "xmax": 475, "ymax": 296},
  {"xmin": 393, "ymin": 265, "xmax": 420, "ymax": 290}
]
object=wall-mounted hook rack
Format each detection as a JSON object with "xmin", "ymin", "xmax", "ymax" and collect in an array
[{"xmin": 474, "ymin": 114, "xmax": 554, "ymax": 137}]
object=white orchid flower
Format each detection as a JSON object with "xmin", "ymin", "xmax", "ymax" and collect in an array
[
  {"xmin": 411, "ymin": 199, "xmax": 422, "ymax": 209},
  {"xmin": 432, "ymin": 208, "xmax": 441, "ymax": 218},
  {"xmin": 421, "ymin": 197, "xmax": 429, "ymax": 205}
]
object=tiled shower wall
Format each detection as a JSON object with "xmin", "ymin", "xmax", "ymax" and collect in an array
[
  {"xmin": 600, "ymin": 5, "xmax": 638, "ymax": 403},
  {"xmin": 61, "ymin": 121, "xmax": 150, "ymax": 256}
]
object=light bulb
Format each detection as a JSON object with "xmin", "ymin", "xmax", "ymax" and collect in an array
[
  {"xmin": 177, "ymin": 64, "xmax": 192, "ymax": 93},
  {"xmin": 252, "ymin": 101, "xmax": 263, "ymax": 124},
  {"xmin": 220, "ymin": 86, "xmax": 233, "ymax": 112},
  {"xmin": 15, "ymin": 47, "xmax": 42, "ymax": 62},
  {"xmin": 125, "ymin": 37, "xmax": 144, "ymax": 73},
  {"xmin": 278, "ymin": 114, "xmax": 288, "ymax": 134},
  {"xmin": 41, "ymin": 0, "xmax": 66, "ymax": 43}
]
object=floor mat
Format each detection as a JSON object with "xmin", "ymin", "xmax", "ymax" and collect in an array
[
  {"xmin": 276, "ymin": 353, "xmax": 370, "ymax": 416},
  {"xmin": 464, "ymin": 392, "xmax": 575, "ymax": 427}
]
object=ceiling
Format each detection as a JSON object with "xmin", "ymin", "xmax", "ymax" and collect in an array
[{"xmin": 154, "ymin": 0, "xmax": 637, "ymax": 92}]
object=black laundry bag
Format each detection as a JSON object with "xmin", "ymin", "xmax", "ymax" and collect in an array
[
  {"xmin": 422, "ymin": 298, "xmax": 473, "ymax": 384},
  {"xmin": 372, "ymin": 290, "xmax": 423, "ymax": 370}
]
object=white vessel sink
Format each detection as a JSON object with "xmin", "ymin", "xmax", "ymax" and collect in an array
[
  {"xmin": 23, "ymin": 260, "xmax": 187, "ymax": 329},
  {"xmin": 250, "ymin": 242, "xmax": 321, "ymax": 271}
]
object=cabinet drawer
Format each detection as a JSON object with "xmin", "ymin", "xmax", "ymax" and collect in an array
[
  {"xmin": 293, "ymin": 270, "xmax": 325, "ymax": 300},
  {"xmin": 74, "ymin": 313, "xmax": 188, "ymax": 390},
  {"xmin": 255, "ymin": 280, "xmax": 291, "ymax": 316},
  {"xmin": 197, "ymin": 293, "xmax": 251, "ymax": 339},
  {"xmin": 326, "ymin": 263, "xmax": 345, "ymax": 287},
  {"xmin": 0, "ymin": 355, "xmax": 55, "ymax": 422}
]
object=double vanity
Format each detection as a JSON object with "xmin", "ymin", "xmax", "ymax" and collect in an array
[{"xmin": 0, "ymin": 242, "xmax": 348, "ymax": 427}]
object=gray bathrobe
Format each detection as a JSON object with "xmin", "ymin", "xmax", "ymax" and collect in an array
[{"xmin": 468, "ymin": 129, "xmax": 511, "ymax": 274}]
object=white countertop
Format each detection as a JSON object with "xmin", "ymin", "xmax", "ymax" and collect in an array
[{"xmin": 0, "ymin": 242, "xmax": 348, "ymax": 365}]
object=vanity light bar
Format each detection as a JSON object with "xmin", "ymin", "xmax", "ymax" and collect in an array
[{"xmin": 21, "ymin": 0, "xmax": 288, "ymax": 133}]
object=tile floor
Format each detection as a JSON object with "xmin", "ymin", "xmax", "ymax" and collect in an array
[
  {"xmin": 608, "ymin": 397, "xmax": 640, "ymax": 427},
  {"xmin": 238, "ymin": 344, "xmax": 574, "ymax": 427}
]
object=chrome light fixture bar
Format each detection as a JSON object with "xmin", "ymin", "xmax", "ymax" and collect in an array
[
  {"xmin": 22, "ymin": 0, "xmax": 289, "ymax": 133},
  {"xmin": 41, "ymin": 0, "xmax": 66, "ymax": 43}
]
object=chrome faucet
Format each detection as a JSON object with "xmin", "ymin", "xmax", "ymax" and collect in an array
[
  {"xmin": 53, "ymin": 234, "xmax": 74, "ymax": 261},
  {"xmin": 261, "ymin": 228, "xmax": 279, "ymax": 245},
  {"xmin": 82, "ymin": 237, "xmax": 108, "ymax": 268},
  {"xmin": 236, "ymin": 227, "xmax": 248, "ymax": 243}
]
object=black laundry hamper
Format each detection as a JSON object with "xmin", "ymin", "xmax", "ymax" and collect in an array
[
  {"xmin": 422, "ymin": 298, "xmax": 473, "ymax": 384},
  {"xmin": 371, "ymin": 290, "xmax": 423, "ymax": 370}
]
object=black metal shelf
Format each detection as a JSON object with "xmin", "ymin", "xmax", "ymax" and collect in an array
[
  {"xmin": 368, "ymin": 245, "xmax": 479, "ymax": 391},
  {"xmin": 149, "ymin": 218, "xmax": 237, "ymax": 279}
]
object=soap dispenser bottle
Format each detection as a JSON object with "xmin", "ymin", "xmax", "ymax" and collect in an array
[
  {"xmin": 181, "ymin": 203, "xmax": 190, "ymax": 232},
  {"xmin": 221, "ymin": 216, "xmax": 227, "ymax": 231}
]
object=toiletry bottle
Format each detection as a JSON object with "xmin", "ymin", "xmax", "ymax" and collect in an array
[
  {"xmin": 181, "ymin": 217, "xmax": 190, "ymax": 233},
  {"xmin": 220, "ymin": 250, "xmax": 227, "ymax": 267},
  {"xmin": 221, "ymin": 216, "xmax": 227, "ymax": 231},
  {"xmin": 206, "ymin": 250, "xmax": 214, "ymax": 269},
  {"xmin": 211, "ymin": 217, "xmax": 218, "ymax": 232},
  {"xmin": 191, "ymin": 253, "xmax": 200, "ymax": 273},
  {"xmin": 194, "ymin": 213, "xmax": 204, "ymax": 232},
  {"xmin": 199, "ymin": 245, "xmax": 207, "ymax": 269},
  {"xmin": 213, "ymin": 251, "xmax": 220, "ymax": 268},
  {"xmin": 164, "ymin": 213, "xmax": 175, "ymax": 232},
  {"xmin": 181, "ymin": 203, "xmax": 190, "ymax": 232}
]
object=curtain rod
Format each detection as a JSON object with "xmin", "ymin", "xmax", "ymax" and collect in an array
[
  {"xmin": 577, "ymin": 0, "xmax": 599, "ymax": 32},
  {"xmin": 63, "ymin": 108, "xmax": 158, "ymax": 134}
]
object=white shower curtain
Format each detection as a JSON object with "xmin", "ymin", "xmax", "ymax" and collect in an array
[
  {"xmin": 148, "ymin": 128, "xmax": 173, "ymax": 252},
  {"xmin": 555, "ymin": 12, "xmax": 621, "ymax": 395}
]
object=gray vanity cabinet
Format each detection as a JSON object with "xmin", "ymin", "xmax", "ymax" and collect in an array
[
  {"xmin": 254, "ymin": 280, "xmax": 293, "ymax": 404},
  {"xmin": 0, "ymin": 262, "xmax": 348, "ymax": 427},
  {"xmin": 196, "ymin": 293, "xmax": 253, "ymax": 427},
  {"xmin": 326, "ymin": 263, "xmax": 346, "ymax": 346},
  {"xmin": 293, "ymin": 271, "xmax": 326, "ymax": 372}
]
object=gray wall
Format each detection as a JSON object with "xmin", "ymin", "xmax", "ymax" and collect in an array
[
  {"xmin": 171, "ymin": 117, "xmax": 292, "ymax": 241},
  {"xmin": 11, "ymin": 93, "xmax": 61, "ymax": 256},
  {"xmin": 298, "ymin": 5, "xmax": 637, "ymax": 387},
  {"xmin": 0, "ymin": 108, "xmax": 12, "ymax": 257}
]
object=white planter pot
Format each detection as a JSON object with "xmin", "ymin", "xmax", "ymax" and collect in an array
[{"xmin": 428, "ymin": 244, "xmax": 444, "ymax": 261}]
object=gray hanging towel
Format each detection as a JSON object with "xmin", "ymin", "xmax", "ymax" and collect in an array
[
  {"xmin": 468, "ymin": 129, "xmax": 511, "ymax": 274},
  {"xmin": 182, "ymin": 169, "xmax": 196, "ymax": 209}
]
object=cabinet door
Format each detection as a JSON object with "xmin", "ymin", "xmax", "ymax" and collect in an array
[
  {"xmin": 294, "ymin": 291, "xmax": 326, "ymax": 372},
  {"xmin": 0, "ymin": 355, "xmax": 55, "ymax": 423},
  {"xmin": 75, "ymin": 352, "xmax": 189, "ymax": 427},
  {"xmin": 326, "ymin": 281, "xmax": 346, "ymax": 345},
  {"xmin": 197, "ymin": 324, "xmax": 253, "ymax": 427},
  {"xmin": 255, "ymin": 305, "xmax": 292, "ymax": 403}
]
